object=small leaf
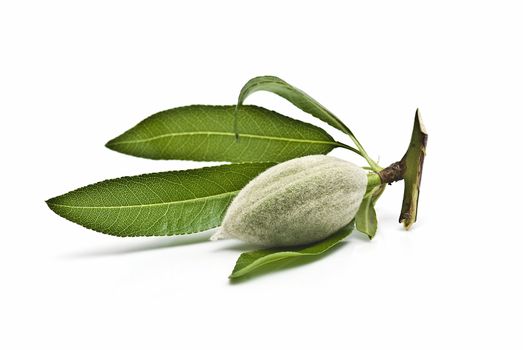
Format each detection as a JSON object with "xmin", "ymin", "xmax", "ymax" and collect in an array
[
  {"xmin": 106, "ymin": 105, "xmax": 343, "ymax": 163},
  {"xmin": 236, "ymin": 76, "xmax": 352, "ymax": 135},
  {"xmin": 235, "ymin": 76, "xmax": 380, "ymax": 170},
  {"xmin": 46, "ymin": 163, "xmax": 274, "ymax": 237},
  {"xmin": 355, "ymin": 184, "xmax": 385, "ymax": 239},
  {"xmin": 229, "ymin": 220, "xmax": 355, "ymax": 279},
  {"xmin": 399, "ymin": 109, "xmax": 428, "ymax": 229}
]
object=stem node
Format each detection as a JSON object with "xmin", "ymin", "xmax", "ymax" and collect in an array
[{"xmin": 378, "ymin": 161, "xmax": 405, "ymax": 184}]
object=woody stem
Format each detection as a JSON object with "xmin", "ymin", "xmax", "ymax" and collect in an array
[{"xmin": 377, "ymin": 161, "xmax": 405, "ymax": 184}]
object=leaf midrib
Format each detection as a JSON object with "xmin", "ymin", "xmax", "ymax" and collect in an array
[
  {"xmin": 47, "ymin": 190, "xmax": 240, "ymax": 210},
  {"xmin": 109, "ymin": 131, "xmax": 336, "ymax": 146}
]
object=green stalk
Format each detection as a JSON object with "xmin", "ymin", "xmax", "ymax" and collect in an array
[
  {"xmin": 337, "ymin": 127, "xmax": 381, "ymax": 172},
  {"xmin": 366, "ymin": 172, "xmax": 382, "ymax": 191}
]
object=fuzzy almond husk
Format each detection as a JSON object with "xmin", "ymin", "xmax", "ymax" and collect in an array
[{"xmin": 212, "ymin": 155, "xmax": 367, "ymax": 247}]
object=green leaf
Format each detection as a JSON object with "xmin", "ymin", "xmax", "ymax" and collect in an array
[
  {"xmin": 106, "ymin": 105, "xmax": 343, "ymax": 163},
  {"xmin": 46, "ymin": 163, "xmax": 274, "ymax": 237},
  {"xmin": 355, "ymin": 184, "xmax": 385, "ymax": 239},
  {"xmin": 399, "ymin": 109, "xmax": 428, "ymax": 229},
  {"xmin": 229, "ymin": 220, "xmax": 355, "ymax": 279},
  {"xmin": 237, "ymin": 76, "xmax": 353, "ymax": 134},
  {"xmin": 235, "ymin": 76, "xmax": 380, "ymax": 170}
]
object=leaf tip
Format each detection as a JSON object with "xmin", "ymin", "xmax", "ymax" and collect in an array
[
  {"xmin": 104, "ymin": 139, "xmax": 117, "ymax": 151},
  {"xmin": 45, "ymin": 197, "xmax": 55, "ymax": 208},
  {"xmin": 46, "ymin": 193, "xmax": 65, "ymax": 210},
  {"xmin": 45, "ymin": 197, "xmax": 61, "ymax": 217},
  {"xmin": 228, "ymin": 271, "xmax": 243, "ymax": 280}
]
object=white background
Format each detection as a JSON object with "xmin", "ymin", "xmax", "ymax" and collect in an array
[{"xmin": 1, "ymin": 1, "xmax": 522, "ymax": 349}]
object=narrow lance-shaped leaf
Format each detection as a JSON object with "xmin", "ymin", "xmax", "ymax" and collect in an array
[
  {"xmin": 106, "ymin": 105, "xmax": 349, "ymax": 163},
  {"xmin": 236, "ymin": 76, "xmax": 351, "ymax": 134},
  {"xmin": 235, "ymin": 76, "xmax": 379, "ymax": 170},
  {"xmin": 46, "ymin": 163, "xmax": 274, "ymax": 237},
  {"xmin": 229, "ymin": 221, "xmax": 355, "ymax": 279}
]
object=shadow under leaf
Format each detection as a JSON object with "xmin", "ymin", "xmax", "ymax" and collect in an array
[{"xmin": 63, "ymin": 230, "xmax": 214, "ymax": 259}]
